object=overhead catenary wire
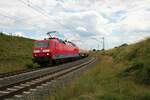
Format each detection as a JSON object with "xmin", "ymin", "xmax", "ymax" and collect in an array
[
  {"xmin": 0, "ymin": 12, "xmax": 25, "ymax": 22},
  {"xmin": 0, "ymin": 0, "xmax": 77, "ymax": 40},
  {"xmin": 0, "ymin": 0, "xmax": 88, "ymax": 43},
  {"xmin": 0, "ymin": 11, "xmax": 44, "ymax": 34},
  {"xmin": 0, "ymin": 0, "xmax": 69, "ymax": 34},
  {"xmin": 18, "ymin": 0, "xmax": 74, "ymax": 32},
  {"xmin": 19, "ymin": 0, "xmax": 50, "ymax": 19},
  {"xmin": 90, "ymin": 37, "xmax": 105, "ymax": 50}
]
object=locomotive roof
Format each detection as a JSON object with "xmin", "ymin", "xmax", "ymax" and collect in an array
[{"xmin": 34, "ymin": 38, "xmax": 58, "ymax": 41}]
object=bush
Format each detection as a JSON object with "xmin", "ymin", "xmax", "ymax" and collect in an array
[
  {"xmin": 135, "ymin": 59, "xmax": 150, "ymax": 84},
  {"xmin": 119, "ymin": 43, "xmax": 128, "ymax": 47},
  {"xmin": 126, "ymin": 48, "xmax": 138, "ymax": 61},
  {"xmin": 119, "ymin": 58, "xmax": 150, "ymax": 84},
  {"xmin": 0, "ymin": 32, "xmax": 4, "ymax": 35},
  {"xmin": 119, "ymin": 59, "xmax": 144, "ymax": 77}
]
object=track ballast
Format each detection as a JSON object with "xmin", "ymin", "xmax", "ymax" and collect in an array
[{"xmin": 0, "ymin": 57, "xmax": 97, "ymax": 100}]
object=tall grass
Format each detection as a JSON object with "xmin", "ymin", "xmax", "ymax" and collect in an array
[
  {"xmin": 48, "ymin": 55, "xmax": 150, "ymax": 100},
  {"xmin": 106, "ymin": 38, "xmax": 150, "ymax": 84},
  {"xmin": 0, "ymin": 33, "xmax": 33, "ymax": 73}
]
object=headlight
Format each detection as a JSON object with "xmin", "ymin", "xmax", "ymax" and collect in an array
[
  {"xmin": 33, "ymin": 50, "xmax": 40, "ymax": 53},
  {"xmin": 43, "ymin": 49, "xmax": 50, "ymax": 52}
]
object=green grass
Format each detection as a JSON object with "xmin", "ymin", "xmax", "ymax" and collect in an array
[
  {"xmin": 105, "ymin": 38, "xmax": 150, "ymax": 84},
  {"xmin": 0, "ymin": 32, "xmax": 33, "ymax": 73},
  {"xmin": 48, "ymin": 38, "xmax": 150, "ymax": 100}
]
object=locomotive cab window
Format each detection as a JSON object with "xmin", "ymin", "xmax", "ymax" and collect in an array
[{"xmin": 34, "ymin": 41, "xmax": 49, "ymax": 47}]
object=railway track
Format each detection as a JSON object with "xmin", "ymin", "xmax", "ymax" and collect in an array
[
  {"xmin": 0, "ymin": 68, "xmax": 42, "ymax": 79},
  {"xmin": 0, "ymin": 57, "xmax": 97, "ymax": 100},
  {"xmin": 0, "ymin": 59, "xmax": 81, "ymax": 79}
]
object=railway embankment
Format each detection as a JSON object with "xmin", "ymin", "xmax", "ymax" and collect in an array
[
  {"xmin": 47, "ymin": 38, "xmax": 150, "ymax": 100},
  {"xmin": 0, "ymin": 33, "xmax": 33, "ymax": 73}
]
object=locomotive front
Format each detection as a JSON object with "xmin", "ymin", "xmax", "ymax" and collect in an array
[{"xmin": 32, "ymin": 40, "xmax": 52, "ymax": 66}]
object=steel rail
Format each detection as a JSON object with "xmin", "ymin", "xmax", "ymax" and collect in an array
[
  {"xmin": 0, "ymin": 59, "xmax": 82, "ymax": 78},
  {"xmin": 0, "ymin": 68, "xmax": 42, "ymax": 78},
  {"xmin": 0, "ymin": 57, "xmax": 90, "ymax": 90},
  {"xmin": 0, "ymin": 57, "xmax": 97, "ymax": 100}
]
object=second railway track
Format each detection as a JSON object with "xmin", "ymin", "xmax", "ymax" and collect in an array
[
  {"xmin": 0, "ymin": 57, "xmax": 97, "ymax": 100},
  {"xmin": 0, "ymin": 58, "xmax": 83, "ymax": 79}
]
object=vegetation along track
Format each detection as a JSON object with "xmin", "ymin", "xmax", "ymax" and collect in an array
[{"xmin": 0, "ymin": 57, "xmax": 97, "ymax": 99}]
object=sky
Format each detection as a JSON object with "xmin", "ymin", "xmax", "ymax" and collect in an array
[{"xmin": 0, "ymin": 0, "xmax": 150, "ymax": 50}]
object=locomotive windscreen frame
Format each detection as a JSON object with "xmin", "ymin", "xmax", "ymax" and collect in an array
[{"xmin": 34, "ymin": 41, "xmax": 49, "ymax": 48}]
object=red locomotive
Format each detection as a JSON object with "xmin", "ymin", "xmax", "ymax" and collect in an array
[{"xmin": 32, "ymin": 31, "xmax": 80, "ymax": 66}]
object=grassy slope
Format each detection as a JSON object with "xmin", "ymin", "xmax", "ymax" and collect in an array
[
  {"xmin": 49, "ymin": 38, "xmax": 150, "ymax": 100},
  {"xmin": 106, "ymin": 38, "xmax": 150, "ymax": 84},
  {"xmin": 0, "ymin": 33, "xmax": 33, "ymax": 73}
]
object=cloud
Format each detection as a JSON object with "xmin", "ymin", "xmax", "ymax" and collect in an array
[
  {"xmin": 0, "ymin": 0, "xmax": 150, "ymax": 49},
  {"xmin": 14, "ymin": 32, "xmax": 25, "ymax": 37},
  {"xmin": 76, "ymin": 27, "xmax": 87, "ymax": 32}
]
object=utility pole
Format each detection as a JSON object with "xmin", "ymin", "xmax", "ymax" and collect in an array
[
  {"xmin": 98, "ymin": 44, "xmax": 99, "ymax": 50},
  {"xmin": 102, "ymin": 37, "xmax": 105, "ymax": 51},
  {"xmin": 90, "ymin": 37, "xmax": 105, "ymax": 51},
  {"xmin": 97, "ymin": 37, "xmax": 105, "ymax": 51}
]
